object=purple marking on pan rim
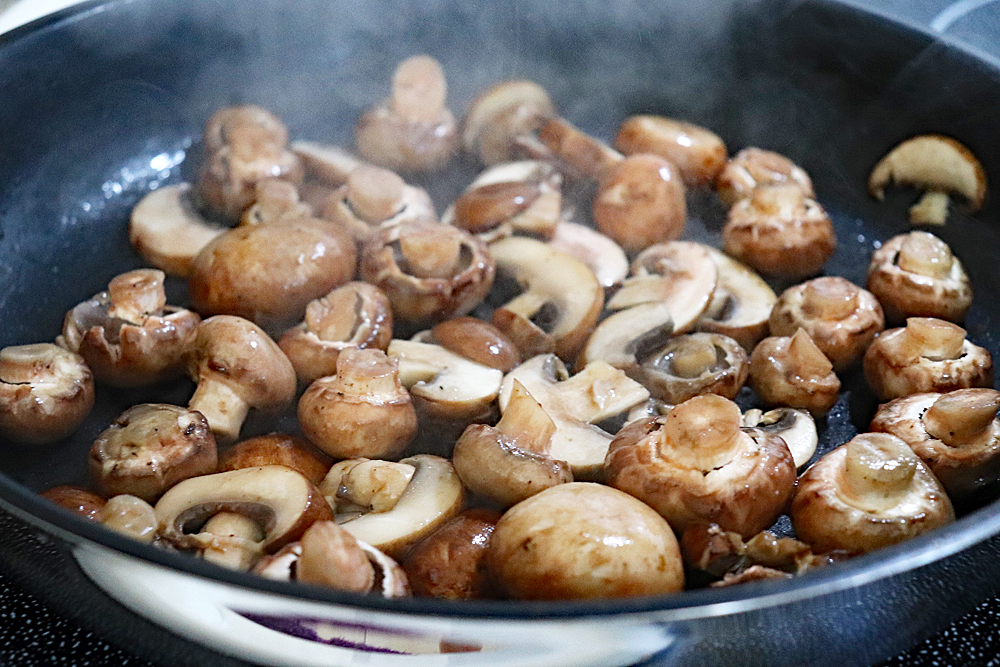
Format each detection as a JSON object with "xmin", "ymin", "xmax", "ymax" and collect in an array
[{"xmin": 237, "ymin": 611, "xmax": 415, "ymax": 654}]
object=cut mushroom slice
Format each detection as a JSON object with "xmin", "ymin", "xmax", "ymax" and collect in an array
[
  {"xmin": 577, "ymin": 301, "xmax": 674, "ymax": 372},
  {"xmin": 547, "ymin": 221, "xmax": 629, "ymax": 290},
  {"xmin": 462, "ymin": 79, "xmax": 556, "ymax": 165},
  {"xmin": 129, "ymin": 183, "xmax": 227, "ymax": 278},
  {"xmin": 500, "ymin": 354, "xmax": 650, "ymax": 480},
  {"xmin": 320, "ymin": 458, "xmax": 416, "ymax": 517},
  {"xmin": 868, "ymin": 134, "xmax": 987, "ymax": 225},
  {"xmin": 291, "ymin": 141, "xmax": 365, "ymax": 187},
  {"xmin": 742, "ymin": 407, "xmax": 818, "ymax": 469},
  {"xmin": 696, "ymin": 247, "xmax": 777, "ymax": 353}
]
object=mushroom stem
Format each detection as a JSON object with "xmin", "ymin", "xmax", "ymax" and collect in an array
[
  {"xmin": 390, "ymin": 55, "xmax": 448, "ymax": 123},
  {"xmin": 660, "ymin": 394, "xmax": 742, "ymax": 471},
  {"xmin": 903, "ymin": 317, "xmax": 966, "ymax": 361},
  {"xmin": 840, "ymin": 433, "xmax": 918, "ymax": 512},
  {"xmin": 199, "ymin": 511, "xmax": 266, "ymax": 570},
  {"xmin": 787, "ymin": 329, "xmax": 835, "ymax": 379},
  {"xmin": 188, "ymin": 380, "xmax": 250, "ymax": 444},
  {"xmin": 0, "ymin": 344, "xmax": 67, "ymax": 383},
  {"xmin": 397, "ymin": 225, "xmax": 463, "ymax": 279},
  {"xmin": 667, "ymin": 337, "xmax": 719, "ymax": 379},
  {"xmin": 801, "ymin": 278, "xmax": 858, "ymax": 320},
  {"xmin": 923, "ymin": 389, "xmax": 1000, "ymax": 447},
  {"xmin": 896, "ymin": 232, "xmax": 954, "ymax": 279},
  {"xmin": 345, "ymin": 165, "xmax": 406, "ymax": 223},
  {"xmin": 106, "ymin": 269, "xmax": 166, "ymax": 322}
]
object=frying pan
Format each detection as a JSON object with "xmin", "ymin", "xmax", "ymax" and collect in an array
[{"xmin": 3, "ymin": 0, "xmax": 1000, "ymax": 665}]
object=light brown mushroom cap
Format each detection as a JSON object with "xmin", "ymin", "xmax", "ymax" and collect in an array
[
  {"xmin": 614, "ymin": 115, "xmax": 727, "ymax": 188},
  {"xmin": 715, "ymin": 147, "xmax": 815, "ymax": 208},
  {"xmin": 0, "ymin": 343, "xmax": 94, "ymax": 445},
  {"xmin": 426, "ymin": 317, "xmax": 521, "ymax": 372},
  {"xmin": 217, "ymin": 433, "xmax": 331, "ymax": 486},
  {"xmin": 401, "ymin": 508, "xmax": 500, "ymax": 600},
  {"xmin": 696, "ymin": 246, "xmax": 777, "ymax": 352},
  {"xmin": 791, "ymin": 433, "xmax": 954, "ymax": 554},
  {"xmin": 749, "ymin": 329, "xmax": 841, "ymax": 417},
  {"xmin": 40, "ymin": 485, "xmax": 107, "ymax": 521},
  {"xmin": 462, "ymin": 80, "xmax": 556, "ymax": 165},
  {"xmin": 485, "ymin": 482, "xmax": 684, "ymax": 600}
]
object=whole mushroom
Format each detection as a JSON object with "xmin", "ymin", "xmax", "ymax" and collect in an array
[
  {"xmin": 461, "ymin": 79, "xmax": 556, "ymax": 165},
  {"xmin": 401, "ymin": 508, "xmax": 500, "ymax": 600},
  {"xmin": 614, "ymin": 115, "xmax": 728, "ymax": 188},
  {"xmin": 749, "ymin": 329, "xmax": 842, "ymax": 417},
  {"xmin": 715, "ymin": 147, "xmax": 815, "ymax": 208},
  {"xmin": 217, "ymin": 433, "xmax": 330, "ymax": 485}
]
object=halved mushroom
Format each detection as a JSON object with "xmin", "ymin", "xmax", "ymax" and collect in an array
[
  {"xmin": 536, "ymin": 117, "xmax": 624, "ymax": 180},
  {"xmin": 715, "ymin": 147, "xmax": 815, "ymax": 208},
  {"xmin": 500, "ymin": 354, "xmax": 650, "ymax": 480},
  {"xmin": 89, "ymin": 404, "xmax": 217, "ymax": 503},
  {"xmin": 868, "ymin": 134, "xmax": 987, "ymax": 226},
  {"xmin": 355, "ymin": 55, "xmax": 458, "ymax": 172},
  {"xmin": 749, "ymin": 329, "xmax": 841, "ymax": 417},
  {"xmin": 791, "ymin": 433, "xmax": 954, "ymax": 555},
  {"xmin": 423, "ymin": 317, "xmax": 521, "ymax": 372},
  {"xmin": 401, "ymin": 508, "xmax": 500, "ymax": 600},
  {"xmin": 547, "ymin": 221, "xmax": 629, "ymax": 290},
  {"xmin": 628, "ymin": 332, "xmax": 750, "ymax": 405},
  {"xmin": 866, "ymin": 231, "xmax": 972, "ymax": 324},
  {"xmin": 0, "ymin": 343, "xmax": 94, "ymax": 445},
  {"xmin": 489, "ymin": 236, "xmax": 603, "ymax": 362},
  {"xmin": 605, "ymin": 394, "xmax": 796, "ymax": 537},
  {"xmin": 319, "ymin": 457, "xmax": 416, "ymax": 516},
  {"xmin": 60, "ymin": 269, "xmax": 200, "ymax": 387},
  {"xmin": 217, "ymin": 433, "xmax": 330, "ymax": 485},
  {"xmin": 577, "ymin": 302, "xmax": 675, "ymax": 373},
  {"xmin": 695, "ymin": 246, "xmax": 777, "ymax": 352},
  {"xmin": 741, "ymin": 407, "xmax": 818, "ymax": 468},
  {"xmin": 462, "ymin": 80, "xmax": 556, "ymax": 165},
  {"xmin": 614, "ymin": 115, "xmax": 728, "ymax": 188},
  {"xmin": 863, "ymin": 317, "xmax": 993, "ymax": 401}
]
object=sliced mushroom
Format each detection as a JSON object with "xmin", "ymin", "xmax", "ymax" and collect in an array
[
  {"xmin": 866, "ymin": 231, "xmax": 972, "ymax": 324},
  {"xmin": 605, "ymin": 394, "xmax": 796, "ymax": 537},
  {"xmin": 629, "ymin": 332, "xmax": 750, "ymax": 405},
  {"xmin": 715, "ymin": 147, "xmax": 815, "ymax": 208},
  {"xmin": 462, "ymin": 80, "xmax": 556, "ymax": 165},
  {"xmin": 749, "ymin": 329, "xmax": 841, "ymax": 417},
  {"xmin": 868, "ymin": 134, "xmax": 987, "ymax": 226},
  {"xmin": 696, "ymin": 246, "xmax": 777, "ymax": 353},
  {"xmin": 500, "ymin": 354, "xmax": 650, "ymax": 480},
  {"xmin": 319, "ymin": 457, "xmax": 416, "ymax": 516},
  {"xmin": 218, "ymin": 433, "xmax": 331, "ymax": 485},
  {"xmin": 401, "ymin": 508, "xmax": 500, "ymax": 600},
  {"xmin": 89, "ymin": 404, "xmax": 217, "ymax": 503},
  {"xmin": 0, "ymin": 343, "xmax": 94, "ymax": 445},
  {"xmin": 614, "ymin": 115, "xmax": 727, "ymax": 188},
  {"xmin": 59, "ymin": 269, "xmax": 200, "ymax": 387},
  {"xmin": 863, "ymin": 317, "xmax": 993, "ymax": 401},
  {"xmin": 547, "ymin": 221, "xmax": 629, "ymax": 290},
  {"xmin": 791, "ymin": 433, "xmax": 954, "ymax": 555},
  {"xmin": 577, "ymin": 301, "xmax": 675, "ymax": 373},
  {"xmin": 741, "ymin": 407, "xmax": 818, "ymax": 468}
]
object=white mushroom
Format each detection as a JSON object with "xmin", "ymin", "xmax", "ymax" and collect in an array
[
  {"xmin": 696, "ymin": 246, "xmax": 777, "ymax": 353},
  {"xmin": 742, "ymin": 407, "xmax": 818, "ymax": 468}
]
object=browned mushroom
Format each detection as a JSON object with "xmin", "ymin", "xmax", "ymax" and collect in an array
[
  {"xmin": 99, "ymin": 494, "xmax": 158, "ymax": 543},
  {"xmin": 722, "ymin": 184, "xmax": 836, "ymax": 280},
  {"xmin": 423, "ymin": 317, "xmax": 521, "ymax": 372},
  {"xmin": 217, "ymin": 433, "xmax": 331, "ymax": 485},
  {"xmin": 40, "ymin": 485, "xmax": 106, "ymax": 521},
  {"xmin": 401, "ymin": 508, "xmax": 500, "ymax": 600},
  {"xmin": 59, "ymin": 269, "xmax": 200, "ymax": 387},
  {"xmin": 536, "ymin": 117, "xmax": 625, "ymax": 180},
  {"xmin": 791, "ymin": 433, "xmax": 954, "ymax": 555},
  {"xmin": 749, "ymin": 329, "xmax": 841, "ymax": 417},
  {"xmin": 628, "ymin": 332, "xmax": 750, "ymax": 405},
  {"xmin": 89, "ymin": 404, "xmax": 217, "ymax": 503},
  {"xmin": 695, "ymin": 246, "xmax": 777, "ymax": 352},
  {"xmin": 547, "ymin": 221, "xmax": 629, "ymax": 291},
  {"xmin": 605, "ymin": 394, "xmax": 796, "ymax": 537},
  {"xmin": 870, "ymin": 388, "xmax": 1000, "ymax": 498},
  {"xmin": 614, "ymin": 115, "xmax": 728, "ymax": 188},
  {"xmin": 355, "ymin": 55, "xmax": 458, "ymax": 172},
  {"xmin": 769, "ymin": 276, "xmax": 885, "ymax": 371},
  {"xmin": 484, "ymin": 482, "xmax": 685, "ymax": 600},
  {"xmin": 715, "ymin": 147, "xmax": 815, "ymax": 208},
  {"xmin": 863, "ymin": 317, "xmax": 993, "ymax": 401},
  {"xmin": 319, "ymin": 457, "xmax": 415, "ymax": 516},
  {"xmin": 866, "ymin": 231, "xmax": 972, "ymax": 324},
  {"xmin": 741, "ymin": 407, "xmax": 818, "ymax": 469},
  {"xmin": 461, "ymin": 80, "xmax": 556, "ymax": 165},
  {"xmin": 0, "ymin": 343, "xmax": 94, "ymax": 445}
]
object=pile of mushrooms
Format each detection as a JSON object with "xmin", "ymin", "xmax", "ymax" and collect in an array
[{"xmin": 4, "ymin": 54, "xmax": 996, "ymax": 604}]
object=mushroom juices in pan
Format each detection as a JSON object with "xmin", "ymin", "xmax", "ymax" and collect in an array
[{"xmin": 2, "ymin": 53, "xmax": 996, "ymax": 601}]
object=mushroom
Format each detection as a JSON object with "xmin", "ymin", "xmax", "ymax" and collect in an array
[
  {"xmin": 461, "ymin": 79, "xmax": 556, "ymax": 165},
  {"xmin": 298, "ymin": 348, "xmax": 418, "ymax": 460},
  {"xmin": 89, "ymin": 404, "xmax": 217, "ymax": 503},
  {"xmin": 870, "ymin": 388, "xmax": 1000, "ymax": 498},
  {"xmin": 722, "ymin": 184, "xmax": 836, "ymax": 280},
  {"xmin": 868, "ymin": 134, "xmax": 987, "ymax": 226},
  {"xmin": 790, "ymin": 433, "xmax": 954, "ymax": 555},
  {"xmin": 359, "ymin": 220, "xmax": 495, "ymax": 327},
  {"xmin": 769, "ymin": 276, "xmax": 885, "ymax": 371},
  {"xmin": 99, "ymin": 494, "xmax": 158, "ymax": 543},
  {"xmin": 217, "ymin": 433, "xmax": 331, "ymax": 485},
  {"xmin": 547, "ymin": 221, "xmax": 629, "ymax": 290},
  {"xmin": 278, "ymin": 281, "xmax": 394, "ymax": 388},
  {"xmin": 614, "ymin": 115, "xmax": 727, "ymax": 188},
  {"xmin": 155, "ymin": 465, "xmax": 335, "ymax": 568},
  {"xmin": 291, "ymin": 141, "xmax": 365, "ymax": 188},
  {"xmin": 695, "ymin": 246, "xmax": 777, "ymax": 353},
  {"xmin": 500, "ymin": 354, "xmax": 650, "ymax": 480},
  {"xmin": 319, "ymin": 457, "xmax": 415, "ymax": 516},
  {"xmin": 239, "ymin": 179, "xmax": 313, "ymax": 227},
  {"xmin": 577, "ymin": 301, "xmax": 675, "ymax": 375},
  {"xmin": 866, "ymin": 231, "xmax": 972, "ymax": 324},
  {"xmin": 484, "ymin": 482, "xmax": 685, "ymax": 600},
  {"xmin": 862, "ymin": 317, "xmax": 993, "ymax": 402},
  {"xmin": 186, "ymin": 315, "xmax": 297, "ymax": 443},
  {"xmin": 605, "ymin": 394, "xmax": 796, "ymax": 537},
  {"xmin": 128, "ymin": 183, "xmax": 228, "ymax": 278},
  {"xmin": 59, "ymin": 268, "xmax": 201, "ymax": 387},
  {"xmin": 401, "ymin": 508, "xmax": 500, "ymax": 600},
  {"xmin": 488, "ymin": 236, "xmax": 603, "ymax": 362},
  {"xmin": 452, "ymin": 379, "xmax": 573, "ymax": 507},
  {"xmin": 715, "ymin": 147, "xmax": 815, "ymax": 208},
  {"xmin": 0, "ymin": 343, "xmax": 94, "ymax": 445},
  {"xmin": 741, "ymin": 407, "xmax": 818, "ymax": 468},
  {"xmin": 422, "ymin": 317, "xmax": 521, "ymax": 372},
  {"xmin": 202, "ymin": 104, "xmax": 290, "ymax": 155},
  {"xmin": 748, "ymin": 329, "xmax": 841, "ymax": 417},
  {"xmin": 627, "ymin": 332, "xmax": 750, "ymax": 405},
  {"xmin": 355, "ymin": 55, "xmax": 458, "ymax": 172},
  {"xmin": 40, "ymin": 485, "xmax": 106, "ymax": 521}
]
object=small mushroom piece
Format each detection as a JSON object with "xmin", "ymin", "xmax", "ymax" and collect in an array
[
  {"xmin": 769, "ymin": 276, "xmax": 885, "ymax": 371},
  {"xmin": 592, "ymin": 153, "xmax": 687, "ymax": 254},
  {"xmin": 870, "ymin": 389, "xmax": 1000, "ymax": 497},
  {"xmin": 715, "ymin": 147, "xmax": 815, "ymax": 208},
  {"xmin": 129, "ymin": 183, "xmax": 228, "ymax": 278},
  {"xmin": 866, "ymin": 231, "xmax": 972, "ymax": 324},
  {"xmin": 291, "ymin": 141, "xmax": 365, "ymax": 188},
  {"xmin": 547, "ymin": 221, "xmax": 629, "ymax": 290},
  {"xmin": 239, "ymin": 179, "xmax": 313, "ymax": 227},
  {"xmin": 401, "ymin": 508, "xmax": 500, "ymax": 600},
  {"xmin": 186, "ymin": 315, "xmax": 297, "ymax": 443},
  {"xmin": 630, "ymin": 332, "xmax": 750, "ymax": 405},
  {"xmin": 278, "ymin": 282, "xmax": 394, "ymax": 388},
  {"xmin": 298, "ymin": 348, "xmax": 418, "ymax": 460},
  {"xmin": 321, "ymin": 165, "xmax": 437, "ymax": 244},
  {"xmin": 500, "ymin": 354, "xmax": 650, "ymax": 480},
  {"xmin": 452, "ymin": 379, "xmax": 573, "ymax": 507},
  {"xmin": 89, "ymin": 404, "xmax": 217, "ymax": 503},
  {"xmin": 863, "ymin": 317, "xmax": 993, "ymax": 401},
  {"xmin": 741, "ymin": 407, "xmax": 818, "ymax": 468},
  {"xmin": 723, "ymin": 184, "xmax": 836, "ymax": 280},
  {"xmin": 360, "ymin": 221, "xmax": 495, "ymax": 327},
  {"xmin": 868, "ymin": 134, "xmax": 987, "ymax": 226},
  {"xmin": 485, "ymin": 482, "xmax": 685, "ymax": 600},
  {"xmin": 489, "ymin": 236, "xmax": 603, "ymax": 362},
  {"xmin": 356, "ymin": 55, "xmax": 458, "ymax": 172},
  {"xmin": 426, "ymin": 317, "xmax": 521, "ymax": 372},
  {"xmin": 40, "ymin": 485, "xmax": 106, "ymax": 521},
  {"xmin": 0, "ymin": 343, "xmax": 94, "ymax": 445},
  {"xmin": 614, "ymin": 115, "xmax": 728, "ymax": 188},
  {"xmin": 99, "ymin": 494, "xmax": 158, "ymax": 543},
  {"xmin": 749, "ymin": 329, "xmax": 841, "ymax": 417},
  {"xmin": 605, "ymin": 395, "xmax": 796, "ymax": 537},
  {"xmin": 59, "ymin": 269, "xmax": 201, "ymax": 387},
  {"xmin": 536, "ymin": 117, "xmax": 625, "ymax": 180},
  {"xmin": 217, "ymin": 433, "xmax": 330, "ymax": 485},
  {"xmin": 319, "ymin": 457, "xmax": 416, "ymax": 516},
  {"xmin": 462, "ymin": 80, "xmax": 556, "ymax": 165},
  {"xmin": 696, "ymin": 247, "xmax": 777, "ymax": 353},
  {"xmin": 791, "ymin": 433, "xmax": 954, "ymax": 555}
]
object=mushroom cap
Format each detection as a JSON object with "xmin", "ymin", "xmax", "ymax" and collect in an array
[
  {"xmin": 217, "ymin": 433, "xmax": 331, "ymax": 486},
  {"xmin": 485, "ymin": 482, "xmax": 684, "ymax": 600},
  {"xmin": 868, "ymin": 134, "xmax": 987, "ymax": 211},
  {"xmin": 427, "ymin": 317, "xmax": 521, "ymax": 372},
  {"xmin": 715, "ymin": 147, "xmax": 815, "ymax": 208},
  {"xmin": 401, "ymin": 508, "xmax": 500, "ymax": 600},
  {"xmin": 630, "ymin": 332, "xmax": 750, "ymax": 405},
  {"xmin": 40, "ymin": 485, "xmax": 107, "ymax": 521},
  {"xmin": 749, "ymin": 330, "xmax": 841, "ymax": 417},
  {"xmin": 614, "ymin": 115, "xmax": 728, "ymax": 188},
  {"xmin": 462, "ymin": 80, "xmax": 556, "ymax": 165},
  {"xmin": 547, "ymin": 221, "xmax": 629, "ymax": 290},
  {"xmin": 696, "ymin": 246, "xmax": 777, "ymax": 352}
]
